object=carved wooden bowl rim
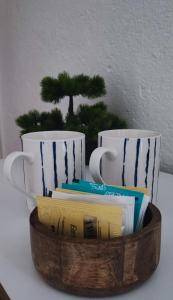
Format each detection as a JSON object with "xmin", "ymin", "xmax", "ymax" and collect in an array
[{"xmin": 30, "ymin": 203, "xmax": 161, "ymax": 244}]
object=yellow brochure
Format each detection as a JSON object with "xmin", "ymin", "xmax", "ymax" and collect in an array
[
  {"xmin": 36, "ymin": 196, "xmax": 123, "ymax": 240},
  {"xmin": 56, "ymin": 188, "xmax": 86, "ymax": 194}
]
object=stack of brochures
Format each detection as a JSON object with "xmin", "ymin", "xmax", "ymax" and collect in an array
[{"xmin": 36, "ymin": 180, "xmax": 150, "ymax": 240}]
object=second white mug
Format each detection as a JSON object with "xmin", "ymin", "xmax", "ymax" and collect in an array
[{"xmin": 89, "ymin": 129, "xmax": 161, "ymax": 203}]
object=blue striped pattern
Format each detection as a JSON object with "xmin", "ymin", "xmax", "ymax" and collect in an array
[
  {"xmin": 52, "ymin": 141, "xmax": 58, "ymax": 188},
  {"xmin": 40, "ymin": 141, "xmax": 47, "ymax": 196},
  {"xmin": 151, "ymin": 138, "xmax": 157, "ymax": 202},
  {"xmin": 99, "ymin": 134, "xmax": 160, "ymax": 203},
  {"xmin": 145, "ymin": 139, "xmax": 150, "ymax": 188},
  {"xmin": 100, "ymin": 136, "xmax": 103, "ymax": 176},
  {"xmin": 122, "ymin": 138, "xmax": 128, "ymax": 186},
  {"xmin": 134, "ymin": 139, "xmax": 141, "ymax": 187},
  {"xmin": 64, "ymin": 141, "xmax": 68, "ymax": 183},
  {"xmin": 73, "ymin": 140, "xmax": 76, "ymax": 181}
]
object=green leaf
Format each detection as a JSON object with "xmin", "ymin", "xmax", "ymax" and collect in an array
[
  {"xmin": 16, "ymin": 109, "xmax": 64, "ymax": 135},
  {"xmin": 83, "ymin": 75, "xmax": 106, "ymax": 98},
  {"xmin": 41, "ymin": 77, "xmax": 64, "ymax": 103}
]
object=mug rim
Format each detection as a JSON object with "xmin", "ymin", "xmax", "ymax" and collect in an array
[
  {"xmin": 98, "ymin": 129, "xmax": 161, "ymax": 139},
  {"xmin": 21, "ymin": 131, "xmax": 85, "ymax": 142}
]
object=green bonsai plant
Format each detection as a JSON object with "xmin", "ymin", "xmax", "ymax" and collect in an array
[
  {"xmin": 40, "ymin": 72, "xmax": 106, "ymax": 120},
  {"xmin": 16, "ymin": 72, "xmax": 127, "ymax": 163}
]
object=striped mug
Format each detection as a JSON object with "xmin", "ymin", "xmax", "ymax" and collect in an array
[
  {"xmin": 3, "ymin": 131, "xmax": 85, "ymax": 211},
  {"xmin": 89, "ymin": 129, "xmax": 161, "ymax": 203}
]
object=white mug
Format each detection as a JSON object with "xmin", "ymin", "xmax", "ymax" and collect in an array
[
  {"xmin": 4, "ymin": 131, "xmax": 85, "ymax": 210},
  {"xmin": 89, "ymin": 129, "xmax": 161, "ymax": 203}
]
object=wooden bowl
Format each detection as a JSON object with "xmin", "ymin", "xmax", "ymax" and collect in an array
[{"xmin": 30, "ymin": 203, "xmax": 161, "ymax": 297}]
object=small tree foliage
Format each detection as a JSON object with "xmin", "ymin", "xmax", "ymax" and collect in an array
[
  {"xmin": 16, "ymin": 109, "xmax": 64, "ymax": 134},
  {"xmin": 40, "ymin": 72, "xmax": 106, "ymax": 117}
]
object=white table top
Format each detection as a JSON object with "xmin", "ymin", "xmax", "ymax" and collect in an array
[{"xmin": 0, "ymin": 159, "xmax": 172, "ymax": 300}]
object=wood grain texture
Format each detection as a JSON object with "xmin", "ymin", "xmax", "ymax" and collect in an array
[
  {"xmin": 0, "ymin": 283, "xmax": 10, "ymax": 300},
  {"xmin": 30, "ymin": 203, "xmax": 161, "ymax": 297}
]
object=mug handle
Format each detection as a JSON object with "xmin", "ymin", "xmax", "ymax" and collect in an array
[
  {"xmin": 89, "ymin": 147, "xmax": 118, "ymax": 184},
  {"xmin": 3, "ymin": 151, "xmax": 35, "ymax": 202}
]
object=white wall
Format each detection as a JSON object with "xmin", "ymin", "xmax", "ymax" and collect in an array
[
  {"xmin": 1, "ymin": 0, "xmax": 173, "ymax": 172},
  {"xmin": 0, "ymin": 0, "xmax": 7, "ymax": 158}
]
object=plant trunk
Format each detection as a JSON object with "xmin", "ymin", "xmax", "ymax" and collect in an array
[{"xmin": 68, "ymin": 95, "xmax": 74, "ymax": 117}]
